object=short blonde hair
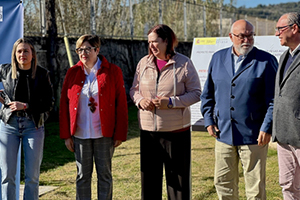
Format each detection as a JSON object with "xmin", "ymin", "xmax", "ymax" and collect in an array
[
  {"xmin": 76, "ymin": 34, "xmax": 101, "ymax": 50},
  {"xmin": 11, "ymin": 38, "xmax": 37, "ymax": 79}
]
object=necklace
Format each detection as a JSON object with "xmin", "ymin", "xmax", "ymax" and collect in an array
[{"xmin": 87, "ymin": 74, "xmax": 98, "ymax": 113}]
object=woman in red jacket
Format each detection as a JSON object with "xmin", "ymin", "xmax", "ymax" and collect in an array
[{"xmin": 59, "ymin": 34, "xmax": 128, "ymax": 200}]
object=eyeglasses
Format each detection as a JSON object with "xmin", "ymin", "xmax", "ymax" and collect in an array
[
  {"xmin": 75, "ymin": 47, "xmax": 96, "ymax": 54},
  {"xmin": 88, "ymin": 97, "xmax": 97, "ymax": 113},
  {"xmin": 231, "ymin": 32, "xmax": 255, "ymax": 40},
  {"xmin": 275, "ymin": 23, "xmax": 294, "ymax": 33}
]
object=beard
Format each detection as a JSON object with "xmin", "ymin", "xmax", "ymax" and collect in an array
[{"xmin": 235, "ymin": 43, "xmax": 254, "ymax": 55}]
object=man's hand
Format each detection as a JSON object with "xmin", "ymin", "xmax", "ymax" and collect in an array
[
  {"xmin": 207, "ymin": 125, "xmax": 220, "ymax": 138},
  {"xmin": 257, "ymin": 131, "xmax": 271, "ymax": 146}
]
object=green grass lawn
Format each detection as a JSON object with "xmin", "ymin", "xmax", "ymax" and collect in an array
[{"xmin": 37, "ymin": 105, "xmax": 282, "ymax": 199}]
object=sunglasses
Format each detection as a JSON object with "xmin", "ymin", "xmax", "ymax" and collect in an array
[{"xmin": 88, "ymin": 96, "xmax": 97, "ymax": 113}]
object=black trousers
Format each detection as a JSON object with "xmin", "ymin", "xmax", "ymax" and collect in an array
[{"xmin": 140, "ymin": 129, "xmax": 191, "ymax": 200}]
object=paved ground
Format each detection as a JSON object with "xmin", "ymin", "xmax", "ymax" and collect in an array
[{"xmin": 19, "ymin": 185, "xmax": 58, "ymax": 199}]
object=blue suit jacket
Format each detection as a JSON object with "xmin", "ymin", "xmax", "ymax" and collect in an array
[{"xmin": 200, "ymin": 46, "xmax": 278, "ymax": 145}]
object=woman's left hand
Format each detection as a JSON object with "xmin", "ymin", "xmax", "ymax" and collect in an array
[
  {"xmin": 152, "ymin": 96, "xmax": 169, "ymax": 109},
  {"xmin": 114, "ymin": 140, "xmax": 123, "ymax": 147},
  {"xmin": 8, "ymin": 101, "xmax": 26, "ymax": 111}
]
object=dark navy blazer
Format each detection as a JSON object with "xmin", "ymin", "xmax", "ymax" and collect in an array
[{"xmin": 201, "ymin": 46, "xmax": 278, "ymax": 145}]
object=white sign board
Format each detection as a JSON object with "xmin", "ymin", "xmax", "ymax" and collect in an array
[{"xmin": 190, "ymin": 36, "xmax": 288, "ymax": 127}]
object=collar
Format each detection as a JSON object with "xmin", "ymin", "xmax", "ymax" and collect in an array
[
  {"xmin": 231, "ymin": 46, "xmax": 248, "ymax": 61},
  {"xmin": 147, "ymin": 53, "xmax": 177, "ymax": 67},
  {"xmin": 231, "ymin": 45, "xmax": 254, "ymax": 59},
  {"xmin": 289, "ymin": 43, "xmax": 300, "ymax": 57}
]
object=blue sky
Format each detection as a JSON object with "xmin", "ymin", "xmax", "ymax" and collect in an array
[{"xmin": 224, "ymin": 0, "xmax": 300, "ymax": 8}]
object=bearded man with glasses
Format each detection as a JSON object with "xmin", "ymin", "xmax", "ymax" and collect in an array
[
  {"xmin": 273, "ymin": 12, "xmax": 300, "ymax": 200},
  {"xmin": 59, "ymin": 34, "xmax": 128, "ymax": 200},
  {"xmin": 201, "ymin": 20, "xmax": 278, "ymax": 199}
]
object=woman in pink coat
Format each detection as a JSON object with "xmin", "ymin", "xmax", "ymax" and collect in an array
[{"xmin": 130, "ymin": 24, "xmax": 201, "ymax": 200}]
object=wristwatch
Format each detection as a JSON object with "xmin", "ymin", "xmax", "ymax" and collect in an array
[{"xmin": 167, "ymin": 97, "xmax": 173, "ymax": 109}]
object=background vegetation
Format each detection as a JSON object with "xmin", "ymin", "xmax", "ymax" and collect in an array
[
  {"xmin": 24, "ymin": 0, "xmax": 300, "ymax": 41},
  {"xmin": 237, "ymin": 2, "xmax": 300, "ymax": 21}
]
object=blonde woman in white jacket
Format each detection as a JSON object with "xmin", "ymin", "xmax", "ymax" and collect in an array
[{"xmin": 130, "ymin": 24, "xmax": 201, "ymax": 200}]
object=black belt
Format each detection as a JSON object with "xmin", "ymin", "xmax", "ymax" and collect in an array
[{"xmin": 14, "ymin": 111, "xmax": 27, "ymax": 117}]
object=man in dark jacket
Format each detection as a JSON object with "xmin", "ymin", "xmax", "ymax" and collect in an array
[{"xmin": 273, "ymin": 12, "xmax": 300, "ymax": 199}]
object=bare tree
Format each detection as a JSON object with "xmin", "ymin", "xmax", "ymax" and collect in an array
[
  {"xmin": 45, "ymin": 0, "xmax": 59, "ymax": 110},
  {"xmin": 23, "ymin": 0, "xmax": 275, "ymax": 41}
]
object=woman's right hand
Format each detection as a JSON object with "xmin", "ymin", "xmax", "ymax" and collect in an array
[
  {"xmin": 139, "ymin": 98, "xmax": 155, "ymax": 111},
  {"xmin": 8, "ymin": 101, "xmax": 26, "ymax": 111},
  {"xmin": 65, "ymin": 138, "xmax": 74, "ymax": 152}
]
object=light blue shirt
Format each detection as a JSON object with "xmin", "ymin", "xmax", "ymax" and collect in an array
[{"xmin": 232, "ymin": 51, "xmax": 246, "ymax": 74}]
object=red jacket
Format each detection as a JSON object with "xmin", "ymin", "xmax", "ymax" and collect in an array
[{"xmin": 59, "ymin": 55, "xmax": 128, "ymax": 141}]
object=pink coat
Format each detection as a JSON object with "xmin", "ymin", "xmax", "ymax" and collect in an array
[
  {"xmin": 130, "ymin": 53, "xmax": 201, "ymax": 132},
  {"xmin": 59, "ymin": 55, "xmax": 128, "ymax": 141}
]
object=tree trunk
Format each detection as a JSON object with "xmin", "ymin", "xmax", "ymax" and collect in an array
[{"xmin": 45, "ymin": 0, "xmax": 59, "ymax": 119}]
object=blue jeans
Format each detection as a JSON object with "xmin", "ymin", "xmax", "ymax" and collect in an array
[{"xmin": 0, "ymin": 115, "xmax": 45, "ymax": 200}]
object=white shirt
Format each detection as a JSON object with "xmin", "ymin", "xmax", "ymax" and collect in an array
[
  {"xmin": 232, "ymin": 48, "xmax": 248, "ymax": 74},
  {"xmin": 289, "ymin": 43, "xmax": 300, "ymax": 56},
  {"xmin": 74, "ymin": 58, "xmax": 102, "ymax": 139}
]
